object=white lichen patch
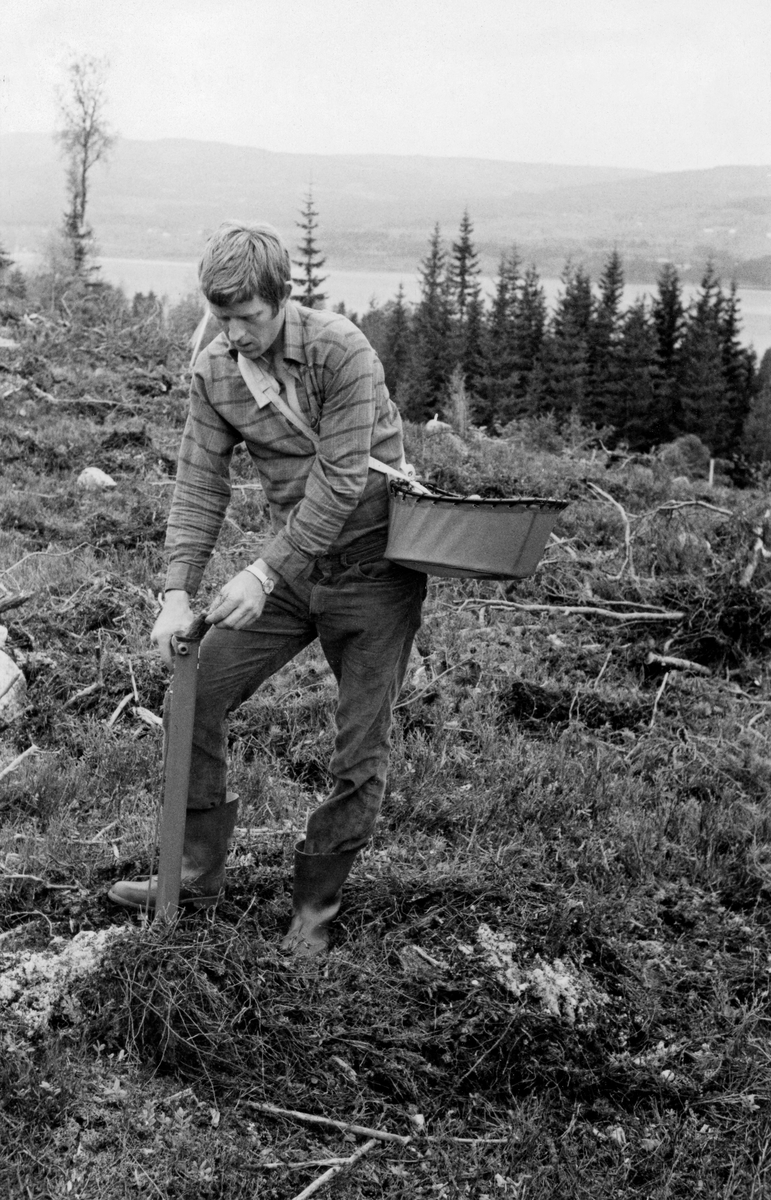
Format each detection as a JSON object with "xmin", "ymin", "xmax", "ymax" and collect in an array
[
  {"xmin": 0, "ymin": 927, "xmax": 129, "ymax": 1036},
  {"xmin": 476, "ymin": 923, "xmax": 609, "ymax": 1027}
]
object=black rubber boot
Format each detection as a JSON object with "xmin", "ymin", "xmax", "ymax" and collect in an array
[
  {"xmin": 280, "ymin": 840, "xmax": 358, "ymax": 958},
  {"xmin": 108, "ymin": 798, "xmax": 239, "ymax": 911}
]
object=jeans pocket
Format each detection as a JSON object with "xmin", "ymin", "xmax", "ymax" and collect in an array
[{"xmin": 351, "ymin": 556, "xmax": 402, "ymax": 582}]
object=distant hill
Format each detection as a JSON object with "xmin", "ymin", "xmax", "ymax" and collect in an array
[{"xmin": 1, "ymin": 133, "xmax": 770, "ymax": 285}]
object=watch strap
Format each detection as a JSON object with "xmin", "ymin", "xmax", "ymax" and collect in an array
[{"xmin": 244, "ymin": 562, "xmax": 275, "ymax": 594}]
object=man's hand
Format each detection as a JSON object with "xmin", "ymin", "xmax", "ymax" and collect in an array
[
  {"xmin": 151, "ymin": 590, "xmax": 195, "ymax": 666},
  {"xmin": 206, "ymin": 566, "xmax": 277, "ymax": 630}
]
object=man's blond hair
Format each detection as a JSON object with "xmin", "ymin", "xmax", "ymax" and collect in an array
[{"xmin": 198, "ymin": 221, "xmax": 291, "ymax": 313}]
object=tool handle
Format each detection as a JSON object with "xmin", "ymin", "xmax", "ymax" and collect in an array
[{"xmin": 174, "ymin": 613, "xmax": 209, "ymax": 644}]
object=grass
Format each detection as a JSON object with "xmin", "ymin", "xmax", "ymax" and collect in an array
[{"xmin": 1, "ymin": 294, "xmax": 771, "ymax": 1197}]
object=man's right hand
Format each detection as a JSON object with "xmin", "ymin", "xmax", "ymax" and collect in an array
[{"xmin": 150, "ymin": 590, "xmax": 195, "ymax": 666}]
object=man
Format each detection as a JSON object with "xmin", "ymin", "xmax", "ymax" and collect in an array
[{"xmin": 109, "ymin": 221, "xmax": 425, "ymax": 957}]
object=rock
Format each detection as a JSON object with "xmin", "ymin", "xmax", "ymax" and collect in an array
[
  {"xmin": 77, "ymin": 466, "xmax": 117, "ymax": 490},
  {"xmin": 0, "ymin": 649, "xmax": 26, "ymax": 723}
]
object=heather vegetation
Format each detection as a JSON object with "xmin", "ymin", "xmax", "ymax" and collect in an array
[{"xmin": 1, "ymin": 254, "xmax": 771, "ymax": 1199}]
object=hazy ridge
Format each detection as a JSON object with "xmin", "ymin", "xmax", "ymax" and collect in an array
[{"xmin": 1, "ymin": 133, "xmax": 770, "ymax": 284}]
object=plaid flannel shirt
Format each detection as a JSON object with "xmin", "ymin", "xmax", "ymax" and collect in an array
[{"xmin": 164, "ymin": 301, "xmax": 406, "ymax": 595}]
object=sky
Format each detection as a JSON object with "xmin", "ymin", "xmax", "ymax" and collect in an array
[{"xmin": 1, "ymin": 0, "xmax": 770, "ymax": 173}]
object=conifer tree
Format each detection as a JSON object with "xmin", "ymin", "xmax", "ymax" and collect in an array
[
  {"xmin": 381, "ymin": 285, "xmax": 413, "ymax": 396},
  {"xmin": 461, "ymin": 286, "xmax": 487, "ymax": 400},
  {"xmin": 586, "ymin": 250, "xmax": 625, "ymax": 426},
  {"xmin": 292, "ymin": 190, "xmax": 328, "ymax": 308},
  {"xmin": 476, "ymin": 248, "xmax": 520, "ymax": 428},
  {"xmin": 651, "ymin": 262, "xmax": 685, "ymax": 439},
  {"xmin": 511, "ymin": 265, "xmax": 547, "ymax": 417},
  {"xmin": 678, "ymin": 264, "xmax": 728, "ymax": 453},
  {"xmin": 539, "ymin": 263, "xmax": 593, "ymax": 421},
  {"xmin": 403, "ymin": 225, "xmax": 453, "ymax": 422},
  {"xmin": 612, "ymin": 300, "xmax": 663, "ymax": 448},
  {"xmin": 367, "ymin": 283, "xmax": 410, "ymax": 396},
  {"xmin": 741, "ymin": 348, "xmax": 771, "ymax": 463},
  {"xmin": 449, "ymin": 210, "xmax": 486, "ymax": 398},
  {"xmin": 719, "ymin": 282, "xmax": 756, "ymax": 454},
  {"xmin": 450, "ymin": 210, "xmax": 480, "ymax": 325}
]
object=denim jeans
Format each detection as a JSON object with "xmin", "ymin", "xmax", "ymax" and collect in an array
[{"xmin": 177, "ymin": 535, "xmax": 426, "ymax": 855}]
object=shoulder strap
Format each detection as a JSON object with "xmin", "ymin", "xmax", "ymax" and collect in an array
[{"xmin": 238, "ymin": 352, "xmax": 429, "ymax": 490}]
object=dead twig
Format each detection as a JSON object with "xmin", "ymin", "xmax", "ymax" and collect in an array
[
  {"xmin": 0, "ymin": 744, "xmax": 41, "ymax": 781},
  {"xmin": 586, "ymin": 480, "xmax": 637, "ymax": 581},
  {"xmin": 646, "ymin": 652, "xmax": 711, "ymax": 676},
  {"xmin": 0, "ymin": 544, "xmax": 93, "ymax": 578},
  {"xmin": 63, "ymin": 680, "xmax": 102, "ymax": 709},
  {"xmin": 246, "ymin": 1101, "xmax": 411, "ymax": 1145},
  {"xmin": 289, "ymin": 1138, "xmax": 379, "ymax": 1200},
  {"xmin": 0, "ymin": 591, "xmax": 33, "ymax": 616},
  {"xmin": 650, "ymin": 671, "xmax": 671, "ymax": 726},
  {"xmin": 461, "ymin": 600, "xmax": 684, "ymax": 623},
  {"xmin": 106, "ymin": 693, "xmax": 134, "ymax": 728}
]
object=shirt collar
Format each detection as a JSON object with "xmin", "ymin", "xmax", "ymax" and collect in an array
[{"xmin": 281, "ymin": 301, "xmax": 307, "ymax": 366}]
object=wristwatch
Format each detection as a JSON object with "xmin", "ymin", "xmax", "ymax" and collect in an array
[{"xmin": 244, "ymin": 561, "xmax": 275, "ymax": 595}]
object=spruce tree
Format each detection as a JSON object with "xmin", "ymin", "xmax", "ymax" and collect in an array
[
  {"xmin": 292, "ymin": 190, "xmax": 328, "ymax": 308},
  {"xmin": 382, "ymin": 285, "xmax": 413, "ymax": 396},
  {"xmin": 449, "ymin": 210, "xmax": 486, "ymax": 398},
  {"xmin": 461, "ymin": 287, "xmax": 487, "ymax": 400},
  {"xmin": 741, "ymin": 348, "xmax": 771, "ymax": 463},
  {"xmin": 719, "ymin": 282, "xmax": 756, "ymax": 455},
  {"xmin": 678, "ymin": 264, "xmax": 728, "ymax": 453},
  {"xmin": 651, "ymin": 263, "xmax": 685, "ymax": 439},
  {"xmin": 587, "ymin": 250, "xmax": 625, "ymax": 427},
  {"xmin": 403, "ymin": 225, "xmax": 454, "ymax": 422},
  {"xmin": 612, "ymin": 300, "xmax": 663, "ymax": 449},
  {"xmin": 476, "ymin": 248, "xmax": 520, "ymax": 428},
  {"xmin": 450, "ymin": 210, "xmax": 480, "ymax": 325},
  {"xmin": 539, "ymin": 263, "xmax": 593, "ymax": 421},
  {"xmin": 511, "ymin": 265, "xmax": 547, "ymax": 419}
]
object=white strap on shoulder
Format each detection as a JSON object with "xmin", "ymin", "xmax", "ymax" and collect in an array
[{"xmin": 238, "ymin": 352, "xmax": 430, "ymax": 491}]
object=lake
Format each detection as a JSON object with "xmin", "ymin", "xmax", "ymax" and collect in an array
[{"xmin": 11, "ymin": 252, "xmax": 771, "ymax": 358}]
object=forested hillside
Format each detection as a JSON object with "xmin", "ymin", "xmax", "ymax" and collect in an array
[{"xmin": 2, "ymin": 133, "xmax": 770, "ymax": 284}]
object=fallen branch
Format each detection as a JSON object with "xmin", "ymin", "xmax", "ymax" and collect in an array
[
  {"xmin": 0, "ymin": 744, "xmax": 41, "ymax": 781},
  {"xmin": 0, "ymin": 544, "xmax": 93, "ymax": 579},
  {"xmin": 646, "ymin": 652, "xmax": 711, "ymax": 676},
  {"xmin": 0, "ymin": 591, "xmax": 34, "ymax": 616},
  {"xmin": 63, "ymin": 681, "xmax": 102, "ymax": 709},
  {"xmin": 246, "ymin": 1101, "xmax": 411, "ymax": 1145},
  {"xmin": 289, "ymin": 1138, "xmax": 379, "ymax": 1200},
  {"xmin": 586, "ymin": 481, "xmax": 637, "ymax": 581},
  {"xmin": 461, "ymin": 600, "xmax": 684, "ymax": 623},
  {"xmin": 650, "ymin": 672, "xmax": 670, "ymax": 726},
  {"xmin": 106, "ymin": 693, "xmax": 134, "ymax": 728}
]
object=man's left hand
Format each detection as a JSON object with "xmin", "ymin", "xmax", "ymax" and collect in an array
[{"xmin": 206, "ymin": 570, "xmax": 271, "ymax": 629}]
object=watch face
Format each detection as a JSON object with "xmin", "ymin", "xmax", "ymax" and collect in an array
[{"xmin": 263, "ymin": 577, "xmax": 275, "ymax": 594}]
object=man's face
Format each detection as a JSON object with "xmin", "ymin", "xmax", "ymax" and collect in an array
[{"xmin": 209, "ymin": 293, "xmax": 287, "ymax": 360}]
